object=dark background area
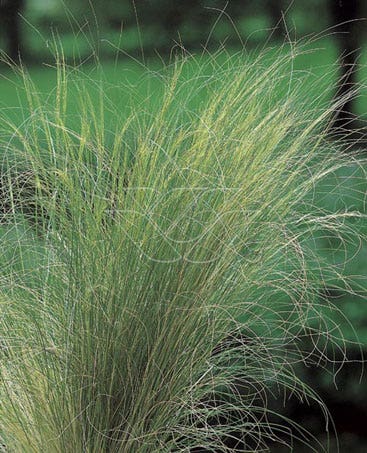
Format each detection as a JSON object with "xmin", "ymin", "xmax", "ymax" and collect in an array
[{"xmin": 1, "ymin": 1, "xmax": 366, "ymax": 451}]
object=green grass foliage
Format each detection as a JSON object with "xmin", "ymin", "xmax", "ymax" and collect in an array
[{"xmin": 0, "ymin": 48, "xmax": 366, "ymax": 452}]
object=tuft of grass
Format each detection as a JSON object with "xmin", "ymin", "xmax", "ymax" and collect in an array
[{"xmin": 0, "ymin": 47, "xmax": 366, "ymax": 452}]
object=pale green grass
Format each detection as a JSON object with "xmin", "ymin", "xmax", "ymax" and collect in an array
[{"xmin": 0, "ymin": 46, "xmax": 366, "ymax": 452}]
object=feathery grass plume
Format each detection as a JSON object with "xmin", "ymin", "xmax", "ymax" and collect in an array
[{"xmin": 0, "ymin": 47, "xmax": 366, "ymax": 452}]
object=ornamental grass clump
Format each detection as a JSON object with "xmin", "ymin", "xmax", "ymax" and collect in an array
[{"xmin": 0, "ymin": 50, "xmax": 366, "ymax": 452}]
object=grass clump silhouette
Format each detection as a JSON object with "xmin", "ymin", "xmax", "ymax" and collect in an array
[{"xmin": 0, "ymin": 48, "xmax": 366, "ymax": 452}]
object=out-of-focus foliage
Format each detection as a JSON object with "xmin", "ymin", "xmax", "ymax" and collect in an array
[{"xmin": 21, "ymin": 0, "xmax": 353, "ymax": 54}]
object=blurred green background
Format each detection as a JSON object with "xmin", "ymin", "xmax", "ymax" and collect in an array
[{"xmin": 1, "ymin": 1, "xmax": 366, "ymax": 451}]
